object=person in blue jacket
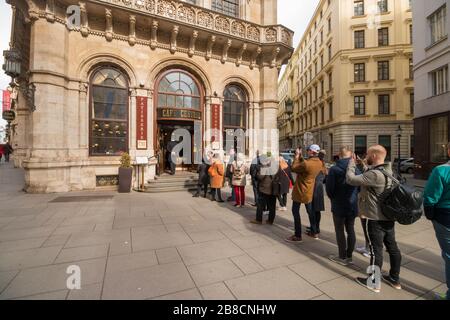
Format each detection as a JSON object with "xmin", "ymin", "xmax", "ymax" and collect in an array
[
  {"xmin": 326, "ymin": 146, "xmax": 360, "ymax": 266},
  {"xmin": 424, "ymin": 142, "xmax": 450, "ymax": 300}
]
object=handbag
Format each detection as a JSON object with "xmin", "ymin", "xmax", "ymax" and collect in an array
[{"xmin": 282, "ymin": 169, "xmax": 293, "ymax": 189}]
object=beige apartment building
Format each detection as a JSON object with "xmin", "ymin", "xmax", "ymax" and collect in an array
[
  {"xmin": 3, "ymin": 0, "xmax": 293, "ymax": 193},
  {"xmin": 278, "ymin": 0, "xmax": 414, "ymax": 161}
]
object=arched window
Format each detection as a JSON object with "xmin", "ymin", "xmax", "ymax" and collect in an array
[
  {"xmin": 157, "ymin": 71, "xmax": 201, "ymax": 110},
  {"xmin": 223, "ymin": 85, "xmax": 248, "ymax": 153},
  {"xmin": 90, "ymin": 67, "xmax": 129, "ymax": 156},
  {"xmin": 212, "ymin": 0, "xmax": 240, "ymax": 18}
]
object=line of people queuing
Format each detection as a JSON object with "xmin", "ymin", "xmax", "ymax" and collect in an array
[{"xmin": 193, "ymin": 142, "xmax": 450, "ymax": 299}]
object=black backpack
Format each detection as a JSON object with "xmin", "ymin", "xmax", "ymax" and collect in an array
[{"xmin": 371, "ymin": 168, "xmax": 424, "ymax": 225}]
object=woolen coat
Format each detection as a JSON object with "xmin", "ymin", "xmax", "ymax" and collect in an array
[
  {"xmin": 197, "ymin": 163, "xmax": 210, "ymax": 185},
  {"xmin": 291, "ymin": 156, "xmax": 324, "ymax": 204},
  {"xmin": 311, "ymin": 170, "xmax": 326, "ymax": 212},
  {"xmin": 276, "ymin": 165, "xmax": 293, "ymax": 195},
  {"xmin": 231, "ymin": 162, "xmax": 249, "ymax": 187},
  {"xmin": 208, "ymin": 161, "xmax": 225, "ymax": 188}
]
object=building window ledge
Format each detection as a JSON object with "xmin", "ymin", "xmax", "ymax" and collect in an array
[
  {"xmin": 425, "ymin": 36, "xmax": 448, "ymax": 51},
  {"xmin": 351, "ymin": 115, "xmax": 370, "ymax": 118}
]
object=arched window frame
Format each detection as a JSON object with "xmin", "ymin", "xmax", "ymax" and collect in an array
[
  {"xmin": 89, "ymin": 66, "xmax": 130, "ymax": 156},
  {"xmin": 222, "ymin": 84, "xmax": 249, "ymax": 154},
  {"xmin": 155, "ymin": 69, "xmax": 203, "ymax": 111}
]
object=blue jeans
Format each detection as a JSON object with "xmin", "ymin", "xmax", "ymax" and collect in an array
[
  {"xmin": 433, "ymin": 220, "xmax": 450, "ymax": 299},
  {"xmin": 292, "ymin": 202, "xmax": 313, "ymax": 237}
]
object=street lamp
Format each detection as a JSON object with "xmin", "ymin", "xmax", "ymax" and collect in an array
[
  {"xmin": 2, "ymin": 48, "xmax": 21, "ymax": 79},
  {"xmin": 396, "ymin": 125, "xmax": 403, "ymax": 176},
  {"xmin": 285, "ymin": 98, "xmax": 294, "ymax": 116}
]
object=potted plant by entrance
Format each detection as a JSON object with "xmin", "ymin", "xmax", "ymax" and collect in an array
[{"xmin": 118, "ymin": 152, "xmax": 133, "ymax": 193}]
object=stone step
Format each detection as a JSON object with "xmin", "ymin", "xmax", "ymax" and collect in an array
[{"xmin": 142, "ymin": 186, "xmax": 198, "ymax": 193}]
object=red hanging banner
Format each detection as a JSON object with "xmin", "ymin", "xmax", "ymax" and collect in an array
[
  {"xmin": 136, "ymin": 96, "xmax": 148, "ymax": 150},
  {"xmin": 2, "ymin": 90, "xmax": 11, "ymax": 112},
  {"xmin": 211, "ymin": 104, "xmax": 221, "ymax": 146}
]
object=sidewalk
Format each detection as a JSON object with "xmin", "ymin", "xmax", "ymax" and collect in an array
[{"xmin": 0, "ymin": 162, "xmax": 446, "ymax": 300}]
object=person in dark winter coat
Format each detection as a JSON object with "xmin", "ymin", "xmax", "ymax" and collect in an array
[
  {"xmin": 326, "ymin": 146, "xmax": 360, "ymax": 266},
  {"xmin": 306, "ymin": 150, "xmax": 327, "ymax": 238},
  {"xmin": 250, "ymin": 154, "xmax": 280, "ymax": 225},
  {"xmin": 250, "ymin": 151, "xmax": 261, "ymax": 207},
  {"xmin": 193, "ymin": 160, "xmax": 210, "ymax": 198},
  {"xmin": 277, "ymin": 156, "xmax": 294, "ymax": 211},
  {"xmin": 4, "ymin": 143, "xmax": 13, "ymax": 162}
]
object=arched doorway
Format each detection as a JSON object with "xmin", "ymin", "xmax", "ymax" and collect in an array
[{"xmin": 154, "ymin": 69, "xmax": 204, "ymax": 174}]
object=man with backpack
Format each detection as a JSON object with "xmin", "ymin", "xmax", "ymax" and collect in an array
[
  {"xmin": 346, "ymin": 145, "xmax": 403, "ymax": 293},
  {"xmin": 424, "ymin": 142, "xmax": 450, "ymax": 300}
]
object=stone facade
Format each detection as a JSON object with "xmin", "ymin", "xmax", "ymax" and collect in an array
[
  {"xmin": 5, "ymin": 0, "xmax": 293, "ymax": 193},
  {"xmin": 278, "ymin": 0, "xmax": 414, "ymax": 161},
  {"xmin": 412, "ymin": 0, "xmax": 449, "ymax": 179}
]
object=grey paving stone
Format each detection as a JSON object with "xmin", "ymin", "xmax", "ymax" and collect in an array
[
  {"xmin": 67, "ymin": 283, "xmax": 102, "ymax": 300},
  {"xmin": 199, "ymin": 282, "xmax": 236, "ymax": 300},
  {"xmin": 225, "ymin": 267, "xmax": 323, "ymax": 300},
  {"xmin": 0, "ymin": 237, "xmax": 48, "ymax": 253},
  {"xmin": 132, "ymin": 227, "xmax": 192, "ymax": 252},
  {"xmin": 156, "ymin": 248, "xmax": 182, "ymax": 264},
  {"xmin": 0, "ymin": 226, "xmax": 56, "ymax": 242},
  {"xmin": 52, "ymin": 224, "xmax": 96, "ymax": 236},
  {"xmin": 0, "ymin": 246, "xmax": 63, "ymax": 271},
  {"xmin": 0, "ymin": 258, "xmax": 106, "ymax": 299},
  {"xmin": 102, "ymin": 262, "xmax": 195, "ymax": 300},
  {"xmin": 54, "ymin": 244, "xmax": 109, "ymax": 264},
  {"xmin": 0, "ymin": 270, "xmax": 19, "ymax": 293},
  {"xmin": 188, "ymin": 259, "xmax": 244, "ymax": 287},
  {"xmin": 178, "ymin": 239, "xmax": 244, "ymax": 266},
  {"xmin": 60, "ymin": 214, "xmax": 114, "ymax": 227},
  {"xmin": 244, "ymin": 245, "xmax": 310, "ymax": 269},
  {"xmin": 152, "ymin": 288, "xmax": 203, "ymax": 300},
  {"xmin": 13, "ymin": 290, "xmax": 68, "ymax": 300},
  {"xmin": 230, "ymin": 255, "xmax": 264, "ymax": 275},
  {"xmin": 187, "ymin": 230, "xmax": 226, "ymax": 243},
  {"xmin": 42, "ymin": 234, "xmax": 70, "ymax": 247},
  {"xmin": 230, "ymin": 235, "xmax": 274, "ymax": 250},
  {"xmin": 113, "ymin": 216, "xmax": 163, "ymax": 229},
  {"xmin": 106, "ymin": 250, "xmax": 158, "ymax": 274}
]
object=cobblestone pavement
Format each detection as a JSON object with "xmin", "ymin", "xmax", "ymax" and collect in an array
[{"xmin": 0, "ymin": 161, "xmax": 446, "ymax": 300}]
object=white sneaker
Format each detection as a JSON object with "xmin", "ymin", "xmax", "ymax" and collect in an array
[
  {"xmin": 356, "ymin": 246, "xmax": 371, "ymax": 258},
  {"xmin": 280, "ymin": 207, "xmax": 287, "ymax": 211},
  {"xmin": 263, "ymin": 211, "xmax": 269, "ymax": 215}
]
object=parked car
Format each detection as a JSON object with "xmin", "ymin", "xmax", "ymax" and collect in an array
[
  {"xmin": 280, "ymin": 152, "xmax": 295, "ymax": 166},
  {"xmin": 400, "ymin": 158, "xmax": 415, "ymax": 174}
]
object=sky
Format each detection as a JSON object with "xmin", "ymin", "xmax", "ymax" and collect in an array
[{"xmin": 0, "ymin": 0, "xmax": 320, "ymax": 125}]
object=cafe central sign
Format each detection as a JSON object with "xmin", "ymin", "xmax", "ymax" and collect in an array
[{"xmin": 157, "ymin": 108, "xmax": 202, "ymax": 121}]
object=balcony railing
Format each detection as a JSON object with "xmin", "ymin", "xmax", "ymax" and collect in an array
[{"xmin": 94, "ymin": 0, "xmax": 294, "ymax": 46}]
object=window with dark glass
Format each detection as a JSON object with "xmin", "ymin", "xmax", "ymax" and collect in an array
[
  {"xmin": 377, "ymin": 0, "xmax": 388, "ymax": 13},
  {"xmin": 378, "ymin": 27, "xmax": 389, "ymax": 46},
  {"xmin": 223, "ymin": 85, "xmax": 248, "ymax": 152},
  {"xmin": 378, "ymin": 61, "xmax": 390, "ymax": 80},
  {"xmin": 90, "ymin": 67, "xmax": 129, "ymax": 156},
  {"xmin": 354, "ymin": 63, "xmax": 366, "ymax": 82},
  {"xmin": 157, "ymin": 71, "xmax": 200, "ymax": 110},
  {"xmin": 354, "ymin": 0, "xmax": 365, "ymax": 16},
  {"xmin": 355, "ymin": 30, "xmax": 365, "ymax": 49},
  {"xmin": 379, "ymin": 135, "xmax": 392, "ymax": 161},
  {"xmin": 212, "ymin": 0, "xmax": 239, "ymax": 17},
  {"xmin": 355, "ymin": 135, "xmax": 367, "ymax": 157},
  {"xmin": 354, "ymin": 96, "xmax": 366, "ymax": 115},
  {"xmin": 378, "ymin": 94, "xmax": 390, "ymax": 114}
]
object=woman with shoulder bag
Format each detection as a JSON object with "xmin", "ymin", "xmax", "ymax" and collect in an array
[
  {"xmin": 277, "ymin": 156, "xmax": 294, "ymax": 211},
  {"xmin": 231, "ymin": 153, "xmax": 249, "ymax": 208}
]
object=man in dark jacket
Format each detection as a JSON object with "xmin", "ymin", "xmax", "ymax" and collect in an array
[
  {"xmin": 326, "ymin": 146, "xmax": 360, "ymax": 266},
  {"xmin": 250, "ymin": 150, "xmax": 261, "ymax": 207},
  {"xmin": 250, "ymin": 154, "xmax": 279, "ymax": 225},
  {"xmin": 193, "ymin": 160, "xmax": 210, "ymax": 198},
  {"xmin": 4, "ymin": 143, "xmax": 13, "ymax": 162}
]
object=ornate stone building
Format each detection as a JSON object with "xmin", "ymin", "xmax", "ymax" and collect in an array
[
  {"xmin": 4, "ymin": 0, "xmax": 293, "ymax": 192},
  {"xmin": 278, "ymin": 0, "xmax": 414, "ymax": 162}
]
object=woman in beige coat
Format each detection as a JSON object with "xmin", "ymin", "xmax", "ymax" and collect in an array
[{"xmin": 231, "ymin": 153, "xmax": 249, "ymax": 207}]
